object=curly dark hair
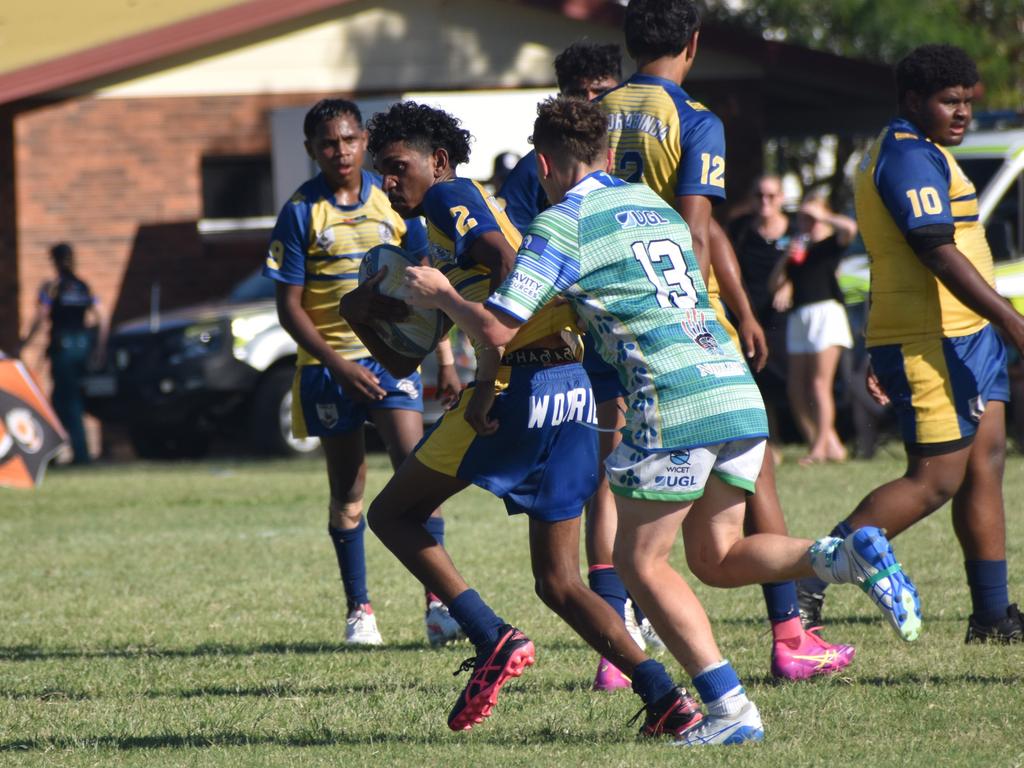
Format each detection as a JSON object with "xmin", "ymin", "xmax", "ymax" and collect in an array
[
  {"xmin": 554, "ymin": 40, "xmax": 622, "ymax": 96},
  {"xmin": 366, "ymin": 101, "xmax": 472, "ymax": 167},
  {"xmin": 896, "ymin": 44, "xmax": 979, "ymax": 102},
  {"xmin": 531, "ymin": 96, "xmax": 608, "ymax": 166},
  {"xmin": 624, "ymin": 0, "xmax": 701, "ymax": 61},
  {"xmin": 303, "ymin": 99, "xmax": 362, "ymax": 140}
]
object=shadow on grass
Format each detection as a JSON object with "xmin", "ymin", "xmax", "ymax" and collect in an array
[
  {"xmin": 0, "ymin": 726, "xmax": 618, "ymax": 752},
  {"xmin": 0, "ymin": 682, "xmax": 452, "ymax": 702},
  {"xmin": 742, "ymin": 671, "xmax": 1022, "ymax": 688},
  {"xmin": 0, "ymin": 638, "xmax": 594, "ymax": 663},
  {"xmin": 0, "ymin": 640, "xmax": 437, "ymax": 662}
]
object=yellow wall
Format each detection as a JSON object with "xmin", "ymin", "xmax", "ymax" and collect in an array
[{"xmin": 0, "ymin": 0, "xmax": 250, "ymax": 75}]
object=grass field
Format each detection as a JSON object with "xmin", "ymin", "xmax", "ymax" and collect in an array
[{"xmin": 2, "ymin": 448, "xmax": 1023, "ymax": 767}]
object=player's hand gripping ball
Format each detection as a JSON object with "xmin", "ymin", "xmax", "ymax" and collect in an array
[{"xmin": 358, "ymin": 244, "xmax": 446, "ymax": 358}]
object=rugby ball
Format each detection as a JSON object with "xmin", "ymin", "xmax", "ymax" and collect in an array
[{"xmin": 358, "ymin": 243, "xmax": 446, "ymax": 358}]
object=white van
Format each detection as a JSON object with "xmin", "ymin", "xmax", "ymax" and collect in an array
[{"xmin": 949, "ymin": 123, "xmax": 1024, "ymax": 311}]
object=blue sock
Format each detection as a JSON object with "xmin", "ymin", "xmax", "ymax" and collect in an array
[
  {"xmin": 588, "ymin": 566, "xmax": 627, "ymax": 620},
  {"xmin": 630, "ymin": 659, "xmax": 677, "ymax": 706},
  {"xmin": 762, "ymin": 581, "xmax": 800, "ymax": 623},
  {"xmin": 632, "ymin": 599, "xmax": 646, "ymax": 623},
  {"xmin": 328, "ymin": 520, "xmax": 369, "ymax": 611},
  {"xmin": 448, "ymin": 589, "xmax": 504, "ymax": 648},
  {"xmin": 423, "ymin": 516, "xmax": 445, "ymax": 547},
  {"xmin": 801, "ymin": 520, "xmax": 855, "ymax": 595},
  {"xmin": 965, "ymin": 559, "xmax": 1010, "ymax": 624},
  {"xmin": 693, "ymin": 660, "xmax": 743, "ymax": 705}
]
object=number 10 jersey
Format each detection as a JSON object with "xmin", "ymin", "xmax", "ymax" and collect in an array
[
  {"xmin": 854, "ymin": 117, "xmax": 995, "ymax": 346},
  {"xmin": 487, "ymin": 171, "xmax": 767, "ymax": 453}
]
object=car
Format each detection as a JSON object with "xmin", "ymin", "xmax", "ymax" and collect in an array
[
  {"xmin": 949, "ymin": 122, "xmax": 1024, "ymax": 310},
  {"xmin": 83, "ymin": 271, "xmax": 473, "ymax": 459}
]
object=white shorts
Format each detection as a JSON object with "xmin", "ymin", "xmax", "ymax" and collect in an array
[
  {"xmin": 606, "ymin": 438, "xmax": 766, "ymax": 501},
  {"xmin": 787, "ymin": 299, "xmax": 853, "ymax": 354}
]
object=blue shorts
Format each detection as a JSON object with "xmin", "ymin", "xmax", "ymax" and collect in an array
[
  {"xmin": 292, "ymin": 359, "xmax": 422, "ymax": 439},
  {"xmin": 582, "ymin": 333, "xmax": 627, "ymax": 404},
  {"xmin": 869, "ymin": 324, "xmax": 1009, "ymax": 455},
  {"xmin": 414, "ymin": 363, "xmax": 600, "ymax": 521}
]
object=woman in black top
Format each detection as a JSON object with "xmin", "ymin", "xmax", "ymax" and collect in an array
[
  {"xmin": 769, "ymin": 195, "xmax": 857, "ymax": 465},
  {"xmin": 17, "ymin": 243, "xmax": 107, "ymax": 464}
]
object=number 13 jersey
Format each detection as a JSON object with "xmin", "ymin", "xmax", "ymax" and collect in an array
[
  {"xmin": 487, "ymin": 171, "xmax": 766, "ymax": 452},
  {"xmin": 855, "ymin": 117, "xmax": 995, "ymax": 345}
]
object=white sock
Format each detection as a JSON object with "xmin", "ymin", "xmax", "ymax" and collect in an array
[
  {"xmin": 707, "ymin": 688, "xmax": 748, "ymax": 718},
  {"xmin": 809, "ymin": 536, "xmax": 850, "ymax": 584}
]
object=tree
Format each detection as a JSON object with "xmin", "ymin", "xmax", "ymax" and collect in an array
[{"xmin": 709, "ymin": 0, "xmax": 1024, "ymax": 109}]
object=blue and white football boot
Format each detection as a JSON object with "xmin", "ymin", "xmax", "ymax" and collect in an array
[
  {"xmin": 672, "ymin": 699, "xmax": 764, "ymax": 747},
  {"xmin": 810, "ymin": 525, "xmax": 922, "ymax": 641}
]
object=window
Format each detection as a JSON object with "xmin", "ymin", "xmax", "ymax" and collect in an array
[{"xmin": 201, "ymin": 155, "xmax": 274, "ymax": 219}]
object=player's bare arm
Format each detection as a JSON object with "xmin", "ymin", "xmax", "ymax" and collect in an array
[
  {"xmin": 404, "ymin": 265, "xmax": 520, "ymax": 348},
  {"xmin": 277, "ymin": 281, "xmax": 388, "ymax": 401},
  {"xmin": 676, "ymin": 194, "xmax": 712, "ymax": 280},
  {"xmin": 709, "ymin": 219, "xmax": 768, "ymax": 371},
  {"xmin": 915, "ymin": 242, "xmax": 1024, "ymax": 354},
  {"xmin": 463, "ymin": 344, "xmax": 504, "ymax": 436},
  {"xmin": 465, "ymin": 230, "xmax": 519, "ymax": 291}
]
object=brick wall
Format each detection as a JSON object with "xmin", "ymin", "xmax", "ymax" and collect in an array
[{"xmin": 12, "ymin": 91, "xmax": 324, "ymax": 363}]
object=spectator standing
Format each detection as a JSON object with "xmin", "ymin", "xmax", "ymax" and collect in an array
[
  {"xmin": 770, "ymin": 193, "xmax": 857, "ymax": 464},
  {"xmin": 728, "ymin": 176, "xmax": 793, "ymax": 455},
  {"xmin": 17, "ymin": 243, "xmax": 107, "ymax": 465}
]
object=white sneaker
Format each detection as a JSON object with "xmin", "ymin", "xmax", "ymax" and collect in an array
[
  {"xmin": 345, "ymin": 604, "xmax": 383, "ymax": 646},
  {"xmin": 425, "ymin": 600, "xmax": 464, "ymax": 646},
  {"xmin": 639, "ymin": 618, "xmax": 667, "ymax": 652},
  {"xmin": 673, "ymin": 700, "xmax": 764, "ymax": 746},
  {"xmin": 624, "ymin": 598, "xmax": 645, "ymax": 650}
]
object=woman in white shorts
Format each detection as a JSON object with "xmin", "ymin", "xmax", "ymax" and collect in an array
[{"xmin": 770, "ymin": 193, "xmax": 857, "ymax": 464}]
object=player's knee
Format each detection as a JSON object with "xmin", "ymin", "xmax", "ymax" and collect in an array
[
  {"xmin": 687, "ymin": 556, "xmax": 732, "ymax": 588},
  {"xmin": 533, "ymin": 573, "xmax": 576, "ymax": 613},
  {"xmin": 329, "ymin": 498, "xmax": 363, "ymax": 530}
]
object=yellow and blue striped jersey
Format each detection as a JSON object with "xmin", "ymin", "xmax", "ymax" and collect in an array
[
  {"xmin": 264, "ymin": 171, "xmax": 427, "ymax": 366},
  {"xmin": 598, "ymin": 73, "xmax": 728, "ymax": 311},
  {"xmin": 598, "ymin": 73, "xmax": 727, "ymax": 206},
  {"xmin": 854, "ymin": 118, "xmax": 994, "ymax": 345},
  {"xmin": 421, "ymin": 178, "xmax": 579, "ymax": 375}
]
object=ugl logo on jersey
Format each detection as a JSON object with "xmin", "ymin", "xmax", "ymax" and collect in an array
[
  {"xmin": 616, "ymin": 210, "xmax": 670, "ymax": 229},
  {"xmin": 528, "ymin": 387, "xmax": 597, "ymax": 429},
  {"xmin": 654, "ymin": 474, "xmax": 698, "ymax": 488}
]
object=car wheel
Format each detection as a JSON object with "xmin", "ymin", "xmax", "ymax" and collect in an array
[{"xmin": 249, "ymin": 366, "xmax": 320, "ymax": 457}]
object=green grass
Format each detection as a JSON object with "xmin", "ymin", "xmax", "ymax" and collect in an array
[{"xmin": 2, "ymin": 449, "xmax": 1023, "ymax": 767}]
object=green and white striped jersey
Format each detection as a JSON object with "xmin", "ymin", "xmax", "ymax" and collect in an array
[{"xmin": 487, "ymin": 171, "xmax": 767, "ymax": 451}]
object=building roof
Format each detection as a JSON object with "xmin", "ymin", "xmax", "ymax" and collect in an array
[{"xmin": 0, "ymin": 0, "xmax": 895, "ymax": 135}]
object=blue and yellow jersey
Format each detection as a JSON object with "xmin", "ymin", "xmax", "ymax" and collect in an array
[
  {"xmin": 498, "ymin": 149, "xmax": 549, "ymax": 234},
  {"xmin": 598, "ymin": 73, "xmax": 729, "ymax": 319},
  {"xmin": 421, "ymin": 177, "xmax": 578, "ymax": 378},
  {"xmin": 855, "ymin": 118, "xmax": 994, "ymax": 345},
  {"xmin": 263, "ymin": 170, "xmax": 428, "ymax": 366}
]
